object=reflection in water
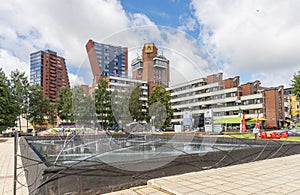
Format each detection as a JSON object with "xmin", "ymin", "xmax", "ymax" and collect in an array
[{"xmin": 28, "ymin": 137, "xmax": 257, "ymax": 167}]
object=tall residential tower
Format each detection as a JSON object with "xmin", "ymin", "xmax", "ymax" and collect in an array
[
  {"xmin": 85, "ymin": 39, "xmax": 128, "ymax": 86},
  {"xmin": 131, "ymin": 43, "xmax": 170, "ymax": 94},
  {"xmin": 30, "ymin": 50, "xmax": 69, "ymax": 103}
]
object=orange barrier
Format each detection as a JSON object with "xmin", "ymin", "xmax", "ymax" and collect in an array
[
  {"xmin": 260, "ymin": 131, "xmax": 271, "ymax": 139},
  {"xmin": 260, "ymin": 131, "xmax": 289, "ymax": 139}
]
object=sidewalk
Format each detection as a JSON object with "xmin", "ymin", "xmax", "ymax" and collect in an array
[
  {"xmin": 0, "ymin": 137, "xmax": 28, "ymax": 195},
  {"xmin": 105, "ymin": 154, "xmax": 300, "ymax": 195}
]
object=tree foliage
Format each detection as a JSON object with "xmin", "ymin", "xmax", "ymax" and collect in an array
[
  {"xmin": 10, "ymin": 70, "xmax": 29, "ymax": 130},
  {"xmin": 0, "ymin": 68, "xmax": 19, "ymax": 132},
  {"xmin": 292, "ymin": 71, "xmax": 300, "ymax": 98},
  {"xmin": 56, "ymin": 86, "xmax": 74, "ymax": 123},
  {"xmin": 111, "ymin": 85, "xmax": 134, "ymax": 127},
  {"xmin": 129, "ymin": 83, "xmax": 146, "ymax": 122},
  {"xmin": 73, "ymin": 86, "xmax": 97, "ymax": 128},
  {"xmin": 94, "ymin": 79, "xmax": 115, "ymax": 128},
  {"xmin": 148, "ymin": 85, "xmax": 173, "ymax": 128},
  {"xmin": 27, "ymin": 84, "xmax": 49, "ymax": 129},
  {"xmin": 47, "ymin": 103, "xmax": 57, "ymax": 127}
]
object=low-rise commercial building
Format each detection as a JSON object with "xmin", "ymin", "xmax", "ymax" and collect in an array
[{"xmin": 167, "ymin": 73, "xmax": 287, "ymax": 129}]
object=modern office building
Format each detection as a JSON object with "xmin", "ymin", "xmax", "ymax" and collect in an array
[
  {"xmin": 30, "ymin": 50, "xmax": 69, "ymax": 103},
  {"xmin": 167, "ymin": 73, "xmax": 287, "ymax": 129},
  {"xmin": 86, "ymin": 39, "xmax": 128, "ymax": 87},
  {"xmin": 131, "ymin": 43, "xmax": 170, "ymax": 95}
]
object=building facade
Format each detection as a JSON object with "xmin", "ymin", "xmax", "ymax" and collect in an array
[
  {"xmin": 167, "ymin": 73, "xmax": 286, "ymax": 129},
  {"xmin": 284, "ymin": 88, "xmax": 300, "ymax": 120},
  {"xmin": 30, "ymin": 50, "xmax": 69, "ymax": 103},
  {"xmin": 105, "ymin": 76, "xmax": 148, "ymax": 112},
  {"xmin": 86, "ymin": 39, "xmax": 128, "ymax": 87},
  {"xmin": 131, "ymin": 43, "xmax": 170, "ymax": 95}
]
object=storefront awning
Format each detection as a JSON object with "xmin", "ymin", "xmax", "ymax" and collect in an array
[{"xmin": 248, "ymin": 117, "xmax": 267, "ymax": 122}]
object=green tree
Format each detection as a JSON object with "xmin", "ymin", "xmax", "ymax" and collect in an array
[
  {"xmin": 148, "ymin": 85, "xmax": 173, "ymax": 129},
  {"xmin": 0, "ymin": 68, "xmax": 19, "ymax": 132},
  {"xmin": 56, "ymin": 86, "xmax": 74, "ymax": 123},
  {"xmin": 111, "ymin": 85, "xmax": 133, "ymax": 127},
  {"xmin": 292, "ymin": 71, "xmax": 300, "ymax": 98},
  {"xmin": 27, "ymin": 84, "xmax": 50, "ymax": 130},
  {"xmin": 10, "ymin": 70, "xmax": 29, "ymax": 131},
  {"xmin": 73, "ymin": 86, "xmax": 97, "ymax": 127},
  {"xmin": 129, "ymin": 83, "xmax": 146, "ymax": 122},
  {"xmin": 47, "ymin": 103, "xmax": 57, "ymax": 128},
  {"xmin": 94, "ymin": 79, "xmax": 114, "ymax": 129}
]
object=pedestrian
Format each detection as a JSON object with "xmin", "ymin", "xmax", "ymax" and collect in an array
[
  {"xmin": 220, "ymin": 125, "xmax": 224, "ymax": 135},
  {"xmin": 61, "ymin": 127, "xmax": 65, "ymax": 136},
  {"xmin": 253, "ymin": 127, "xmax": 259, "ymax": 140}
]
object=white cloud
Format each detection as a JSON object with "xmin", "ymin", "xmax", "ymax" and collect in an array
[
  {"xmin": 0, "ymin": 0, "xmax": 222, "ymax": 87},
  {"xmin": 0, "ymin": 0, "xmax": 129, "ymax": 69},
  {"xmin": 68, "ymin": 73, "xmax": 86, "ymax": 87},
  {"xmin": 178, "ymin": 17, "xmax": 197, "ymax": 32},
  {"xmin": 0, "ymin": 49, "xmax": 29, "ymax": 79},
  {"xmin": 191, "ymin": 0, "xmax": 300, "ymax": 87},
  {"xmin": 129, "ymin": 13, "xmax": 156, "ymax": 27}
]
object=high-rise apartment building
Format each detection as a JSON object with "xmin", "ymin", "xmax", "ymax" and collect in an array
[
  {"xmin": 131, "ymin": 43, "xmax": 170, "ymax": 95},
  {"xmin": 30, "ymin": 50, "xmax": 69, "ymax": 103},
  {"xmin": 86, "ymin": 39, "xmax": 128, "ymax": 86}
]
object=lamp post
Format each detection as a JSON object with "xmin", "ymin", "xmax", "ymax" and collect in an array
[{"xmin": 151, "ymin": 116, "xmax": 155, "ymax": 132}]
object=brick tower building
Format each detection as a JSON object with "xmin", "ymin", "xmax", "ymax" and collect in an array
[{"xmin": 131, "ymin": 43, "xmax": 170, "ymax": 95}]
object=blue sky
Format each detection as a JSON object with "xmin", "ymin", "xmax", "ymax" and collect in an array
[
  {"xmin": 122, "ymin": 0, "xmax": 194, "ymax": 29},
  {"xmin": 1, "ymin": 0, "xmax": 300, "ymax": 87}
]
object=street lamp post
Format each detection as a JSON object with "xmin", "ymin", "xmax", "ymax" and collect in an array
[{"xmin": 151, "ymin": 116, "xmax": 155, "ymax": 132}]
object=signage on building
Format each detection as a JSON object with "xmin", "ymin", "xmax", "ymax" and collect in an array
[
  {"xmin": 204, "ymin": 109, "xmax": 213, "ymax": 132},
  {"xmin": 183, "ymin": 111, "xmax": 192, "ymax": 126},
  {"xmin": 144, "ymin": 43, "xmax": 154, "ymax": 53}
]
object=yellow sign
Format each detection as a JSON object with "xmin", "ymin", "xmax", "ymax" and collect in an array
[{"xmin": 144, "ymin": 43, "xmax": 154, "ymax": 53}]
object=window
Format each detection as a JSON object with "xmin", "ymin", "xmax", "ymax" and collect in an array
[
  {"xmin": 254, "ymin": 99, "xmax": 261, "ymax": 104},
  {"xmin": 244, "ymin": 100, "xmax": 249, "ymax": 105},
  {"xmin": 253, "ymin": 83, "xmax": 258, "ymax": 93},
  {"xmin": 233, "ymin": 78, "xmax": 237, "ymax": 87}
]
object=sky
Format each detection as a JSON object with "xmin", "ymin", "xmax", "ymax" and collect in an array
[{"xmin": 1, "ymin": 0, "xmax": 300, "ymax": 88}]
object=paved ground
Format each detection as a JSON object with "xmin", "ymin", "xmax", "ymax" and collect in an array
[
  {"xmin": 105, "ymin": 154, "xmax": 300, "ymax": 195},
  {"xmin": 0, "ymin": 137, "xmax": 28, "ymax": 195}
]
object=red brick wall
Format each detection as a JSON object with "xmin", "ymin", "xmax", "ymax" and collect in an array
[
  {"xmin": 264, "ymin": 89, "xmax": 279, "ymax": 128},
  {"xmin": 85, "ymin": 40, "xmax": 101, "ymax": 80},
  {"xmin": 240, "ymin": 81, "xmax": 260, "ymax": 96},
  {"xmin": 206, "ymin": 73, "xmax": 223, "ymax": 84},
  {"xmin": 240, "ymin": 83, "xmax": 253, "ymax": 96},
  {"xmin": 223, "ymin": 79, "xmax": 233, "ymax": 89},
  {"xmin": 41, "ymin": 51, "xmax": 69, "ymax": 103},
  {"xmin": 206, "ymin": 74, "xmax": 216, "ymax": 84}
]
